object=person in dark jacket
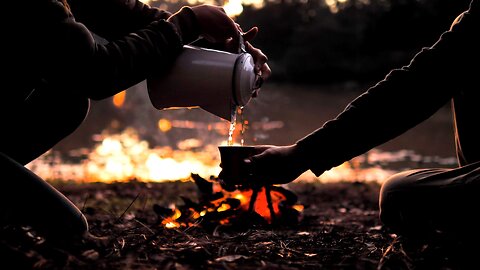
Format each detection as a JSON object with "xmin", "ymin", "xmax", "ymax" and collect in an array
[
  {"xmin": 0, "ymin": 0, "xmax": 270, "ymax": 244},
  {"xmin": 241, "ymin": 0, "xmax": 479, "ymax": 239}
]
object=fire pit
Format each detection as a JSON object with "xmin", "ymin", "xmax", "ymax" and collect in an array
[{"xmin": 153, "ymin": 173, "xmax": 304, "ymax": 231}]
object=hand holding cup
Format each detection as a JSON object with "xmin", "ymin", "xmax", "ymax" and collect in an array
[{"xmin": 218, "ymin": 145, "xmax": 257, "ymax": 191}]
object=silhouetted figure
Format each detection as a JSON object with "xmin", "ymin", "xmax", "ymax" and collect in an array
[
  {"xmin": 1, "ymin": 0, "xmax": 269, "ymax": 245},
  {"xmin": 243, "ymin": 0, "xmax": 479, "ymax": 239}
]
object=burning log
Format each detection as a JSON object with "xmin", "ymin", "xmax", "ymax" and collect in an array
[{"xmin": 153, "ymin": 174, "xmax": 304, "ymax": 231}]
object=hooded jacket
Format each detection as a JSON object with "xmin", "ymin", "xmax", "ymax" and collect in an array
[{"xmin": 3, "ymin": 0, "xmax": 198, "ymax": 106}]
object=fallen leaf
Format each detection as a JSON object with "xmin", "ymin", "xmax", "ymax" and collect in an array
[{"xmin": 215, "ymin": 255, "xmax": 249, "ymax": 262}]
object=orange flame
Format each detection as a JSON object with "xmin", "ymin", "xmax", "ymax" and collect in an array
[
  {"xmin": 161, "ymin": 208, "xmax": 182, "ymax": 229},
  {"xmin": 211, "ymin": 183, "xmax": 293, "ymax": 223},
  {"xmin": 159, "ymin": 181, "xmax": 304, "ymax": 229}
]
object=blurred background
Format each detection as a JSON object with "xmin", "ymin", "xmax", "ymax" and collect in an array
[{"xmin": 28, "ymin": 0, "xmax": 471, "ymax": 183}]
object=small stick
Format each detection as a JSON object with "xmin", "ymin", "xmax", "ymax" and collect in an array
[
  {"xmin": 248, "ymin": 187, "xmax": 259, "ymax": 212},
  {"xmin": 265, "ymin": 185, "xmax": 276, "ymax": 223},
  {"xmin": 115, "ymin": 192, "xmax": 141, "ymax": 224}
]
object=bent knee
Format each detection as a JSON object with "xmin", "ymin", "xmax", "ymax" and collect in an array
[
  {"xmin": 378, "ymin": 170, "xmax": 421, "ymax": 229},
  {"xmin": 73, "ymin": 212, "xmax": 89, "ymax": 235},
  {"xmin": 379, "ymin": 171, "xmax": 417, "ymax": 207}
]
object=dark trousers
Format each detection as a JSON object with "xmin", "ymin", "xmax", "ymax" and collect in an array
[
  {"xmin": 379, "ymin": 91, "xmax": 480, "ymax": 238},
  {"xmin": 0, "ymin": 86, "xmax": 90, "ymax": 240}
]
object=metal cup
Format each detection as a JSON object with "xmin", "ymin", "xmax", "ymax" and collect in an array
[{"xmin": 218, "ymin": 145, "xmax": 256, "ymax": 189}]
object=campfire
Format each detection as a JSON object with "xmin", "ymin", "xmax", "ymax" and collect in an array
[{"xmin": 153, "ymin": 173, "xmax": 304, "ymax": 231}]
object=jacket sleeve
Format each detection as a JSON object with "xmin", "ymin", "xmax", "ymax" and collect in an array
[
  {"xmin": 37, "ymin": 1, "xmax": 198, "ymax": 100},
  {"xmin": 295, "ymin": 3, "xmax": 478, "ymax": 176},
  {"xmin": 67, "ymin": 0, "xmax": 172, "ymax": 40}
]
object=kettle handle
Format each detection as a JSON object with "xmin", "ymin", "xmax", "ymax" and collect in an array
[{"xmin": 238, "ymin": 33, "xmax": 246, "ymax": 54}]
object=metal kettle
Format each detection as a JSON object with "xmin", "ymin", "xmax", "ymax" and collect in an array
[{"xmin": 146, "ymin": 42, "xmax": 259, "ymax": 121}]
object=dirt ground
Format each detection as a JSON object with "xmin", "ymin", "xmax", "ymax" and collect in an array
[{"xmin": 1, "ymin": 179, "xmax": 477, "ymax": 270}]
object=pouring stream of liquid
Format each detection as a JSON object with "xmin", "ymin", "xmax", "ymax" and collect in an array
[{"xmin": 227, "ymin": 106, "xmax": 245, "ymax": 146}]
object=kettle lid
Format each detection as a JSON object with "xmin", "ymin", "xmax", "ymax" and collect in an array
[{"xmin": 233, "ymin": 53, "xmax": 256, "ymax": 106}]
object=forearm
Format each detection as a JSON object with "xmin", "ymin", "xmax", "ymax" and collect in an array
[
  {"xmin": 296, "ymin": 30, "xmax": 467, "ymax": 176},
  {"xmin": 80, "ymin": 20, "xmax": 185, "ymax": 99},
  {"xmin": 37, "ymin": 15, "xmax": 185, "ymax": 100}
]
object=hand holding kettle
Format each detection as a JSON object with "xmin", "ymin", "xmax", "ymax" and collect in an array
[
  {"xmin": 168, "ymin": 4, "xmax": 239, "ymax": 50},
  {"xmin": 190, "ymin": 5, "xmax": 240, "ymax": 45},
  {"xmin": 168, "ymin": 4, "xmax": 271, "ymax": 89}
]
